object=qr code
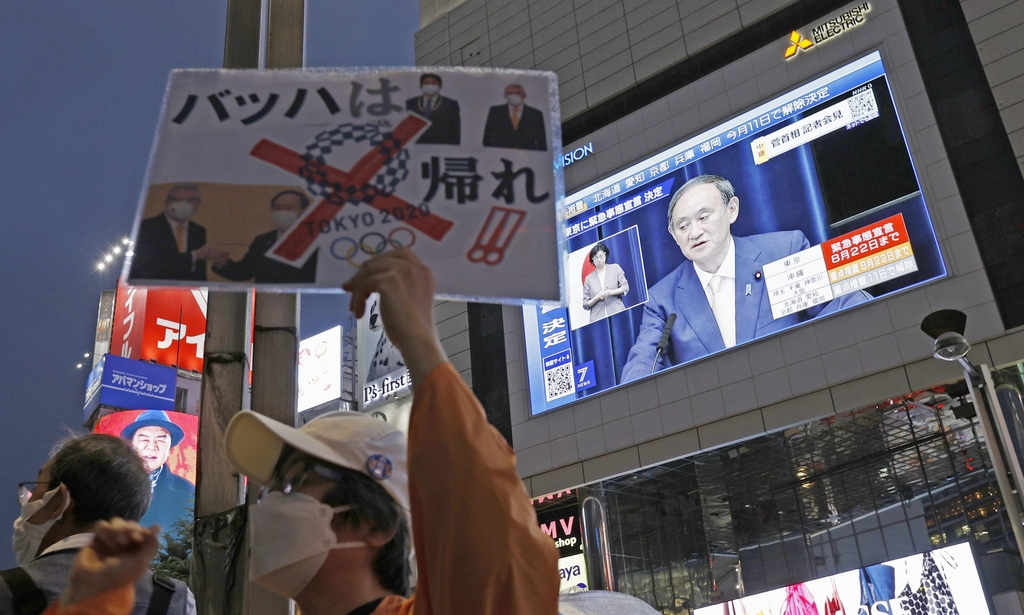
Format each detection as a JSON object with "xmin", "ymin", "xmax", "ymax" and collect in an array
[
  {"xmin": 544, "ymin": 363, "xmax": 575, "ymax": 402},
  {"xmin": 848, "ymin": 88, "xmax": 880, "ymax": 124}
]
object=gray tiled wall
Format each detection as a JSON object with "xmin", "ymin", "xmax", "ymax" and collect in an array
[
  {"xmin": 415, "ymin": 0, "xmax": 804, "ymax": 120},
  {"xmin": 962, "ymin": 0, "xmax": 1024, "ymax": 178}
]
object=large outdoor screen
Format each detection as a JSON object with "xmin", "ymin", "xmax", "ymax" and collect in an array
[
  {"xmin": 694, "ymin": 542, "xmax": 990, "ymax": 614},
  {"xmin": 523, "ymin": 52, "xmax": 945, "ymax": 415}
]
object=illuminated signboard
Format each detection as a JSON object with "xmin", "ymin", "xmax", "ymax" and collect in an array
[
  {"xmin": 523, "ymin": 52, "xmax": 945, "ymax": 415},
  {"xmin": 694, "ymin": 542, "xmax": 990, "ymax": 614},
  {"xmin": 785, "ymin": 3, "xmax": 871, "ymax": 59},
  {"xmin": 298, "ymin": 325, "xmax": 343, "ymax": 412},
  {"xmin": 360, "ymin": 293, "xmax": 412, "ymax": 411}
]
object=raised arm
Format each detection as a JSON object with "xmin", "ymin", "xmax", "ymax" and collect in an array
[{"xmin": 343, "ymin": 249, "xmax": 559, "ymax": 615}]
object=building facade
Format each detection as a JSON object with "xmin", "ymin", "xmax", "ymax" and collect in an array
[{"xmin": 417, "ymin": 0, "xmax": 1024, "ymax": 610}]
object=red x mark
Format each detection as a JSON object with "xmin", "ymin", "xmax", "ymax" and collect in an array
[{"xmin": 250, "ymin": 114, "xmax": 454, "ymax": 262}]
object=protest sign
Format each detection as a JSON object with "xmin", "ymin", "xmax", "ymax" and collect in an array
[{"xmin": 125, "ymin": 68, "xmax": 564, "ymax": 304}]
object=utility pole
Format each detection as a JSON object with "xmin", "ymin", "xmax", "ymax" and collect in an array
[{"xmin": 192, "ymin": 1, "xmax": 305, "ymax": 614}]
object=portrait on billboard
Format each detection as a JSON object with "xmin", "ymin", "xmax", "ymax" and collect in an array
[
  {"xmin": 524, "ymin": 52, "xmax": 948, "ymax": 415},
  {"xmin": 566, "ymin": 226, "xmax": 649, "ymax": 330},
  {"xmin": 94, "ymin": 410, "xmax": 198, "ymax": 542},
  {"xmin": 129, "ymin": 182, "xmax": 319, "ymax": 285}
]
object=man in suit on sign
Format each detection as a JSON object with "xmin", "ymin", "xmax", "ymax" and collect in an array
[
  {"xmin": 405, "ymin": 73, "xmax": 461, "ymax": 145},
  {"xmin": 130, "ymin": 183, "xmax": 219, "ymax": 282},
  {"xmin": 620, "ymin": 174, "xmax": 869, "ymax": 382},
  {"xmin": 211, "ymin": 190, "xmax": 317, "ymax": 284},
  {"xmin": 482, "ymin": 83, "xmax": 547, "ymax": 151}
]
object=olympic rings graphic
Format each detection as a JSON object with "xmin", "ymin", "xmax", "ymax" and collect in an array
[{"xmin": 329, "ymin": 228, "xmax": 416, "ymax": 267}]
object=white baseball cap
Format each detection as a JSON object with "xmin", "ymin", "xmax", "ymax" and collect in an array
[{"xmin": 224, "ymin": 410, "xmax": 409, "ymax": 514}]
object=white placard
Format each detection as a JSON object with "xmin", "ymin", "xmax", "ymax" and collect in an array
[{"xmin": 125, "ymin": 68, "xmax": 564, "ymax": 304}]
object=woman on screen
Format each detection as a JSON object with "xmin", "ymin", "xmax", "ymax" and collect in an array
[{"xmin": 582, "ymin": 242, "xmax": 629, "ymax": 322}]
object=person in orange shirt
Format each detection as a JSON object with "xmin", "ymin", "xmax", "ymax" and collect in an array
[{"xmin": 50, "ymin": 249, "xmax": 559, "ymax": 615}]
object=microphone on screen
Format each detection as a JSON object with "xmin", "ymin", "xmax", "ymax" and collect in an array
[{"xmin": 651, "ymin": 313, "xmax": 678, "ymax": 374}]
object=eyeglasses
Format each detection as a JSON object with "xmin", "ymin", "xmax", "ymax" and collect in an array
[
  {"xmin": 17, "ymin": 482, "xmax": 45, "ymax": 506},
  {"xmin": 259, "ymin": 457, "xmax": 344, "ymax": 501}
]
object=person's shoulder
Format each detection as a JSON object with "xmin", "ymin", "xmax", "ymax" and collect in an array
[
  {"xmin": 139, "ymin": 215, "xmax": 166, "ymax": 229},
  {"xmin": 741, "ymin": 229, "xmax": 806, "ymax": 251},
  {"xmin": 649, "ymin": 261, "xmax": 689, "ymax": 295},
  {"xmin": 162, "ymin": 468, "xmax": 196, "ymax": 494},
  {"xmin": 253, "ymin": 229, "xmax": 278, "ymax": 246},
  {"xmin": 188, "ymin": 219, "xmax": 206, "ymax": 232},
  {"xmin": 405, "ymin": 96, "xmax": 418, "ymax": 107}
]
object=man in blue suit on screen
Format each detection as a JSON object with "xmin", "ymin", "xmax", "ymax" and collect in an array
[{"xmin": 620, "ymin": 174, "xmax": 868, "ymax": 382}]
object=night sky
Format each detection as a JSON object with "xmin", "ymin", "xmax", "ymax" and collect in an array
[{"xmin": 0, "ymin": 0, "xmax": 418, "ymax": 569}]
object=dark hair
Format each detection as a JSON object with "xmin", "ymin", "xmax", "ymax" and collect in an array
[
  {"xmin": 666, "ymin": 174, "xmax": 735, "ymax": 227},
  {"xmin": 588, "ymin": 242, "xmax": 609, "ymax": 265},
  {"xmin": 271, "ymin": 190, "xmax": 310, "ymax": 210},
  {"xmin": 419, "ymin": 73, "xmax": 442, "ymax": 87},
  {"xmin": 47, "ymin": 434, "xmax": 151, "ymax": 524},
  {"xmin": 321, "ymin": 466, "xmax": 410, "ymax": 596},
  {"xmin": 166, "ymin": 183, "xmax": 200, "ymax": 203}
]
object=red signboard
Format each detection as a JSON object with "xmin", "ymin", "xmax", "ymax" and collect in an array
[
  {"xmin": 111, "ymin": 281, "xmax": 207, "ymax": 371},
  {"xmin": 824, "ymin": 213, "xmax": 909, "ymax": 269}
]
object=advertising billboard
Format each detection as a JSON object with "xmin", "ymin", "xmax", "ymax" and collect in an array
[
  {"xmin": 535, "ymin": 490, "xmax": 589, "ymax": 593},
  {"xmin": 111, "ymin": 281, "xmax": 208, "ymax": 372},
  {"xmin": 298, "ymin": 325, "xmax": 343, "ymax": 412},
  {"xmin": 694, "ymin": 542, "xmax": 989, "ymax": 615},
  {"xmin": 123, "ymin": 68, "xmax": 564, "ymax": 304},
  {"xmin": 84, "ymin": 354, "xmax": 178, "ymax": 421},
  {"xmin": 360, "ymin": 293, "xmax": 412, "ymax": 411},
  {"xmin": 94, "ymin": 410, "xmax": 198, "ymax": 543},
  {"xmin": 523, "ymin": 52, "xmax": 945, "ymax": 415}
]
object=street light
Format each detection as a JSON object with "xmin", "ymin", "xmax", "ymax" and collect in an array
[{"xmin": 923, "ymin": 308, "xmax": 1024, "ymax": 555}]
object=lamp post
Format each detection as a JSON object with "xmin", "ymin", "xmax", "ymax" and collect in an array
[{"xmin": 922, "ymin": 309, "xmax": 1024, "ymax": 556}]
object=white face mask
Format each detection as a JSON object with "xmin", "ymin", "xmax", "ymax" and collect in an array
[
  {"xmin": 166, "ymin": 200, "xmax": 195, "ymax": 222},
  {"xmin": 506, "ymin": 94, "xmax": 523, "ymax": 106},
  {"xmin": 249, "ymin": 491, "xmax": 364, "ymax": 598},
  {"xmin": 271, "ymin": 210, "xmax": 299, "ymax": 231},
  {"xmin": 421, "ymin": 84, "xmax": 440, "ymax": 96},
  {"xmin": 13, "ymin": 485, "xmax": 67, "ymax": 567}
]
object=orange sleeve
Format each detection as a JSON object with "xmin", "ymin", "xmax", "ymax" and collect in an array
[
  {"xmin": 43, "ymin": 585, "xmax": 134, "ymax": 615},
  {"xmin": 407, "ymin": 362, "xmax": 559, "ymax": 615}
]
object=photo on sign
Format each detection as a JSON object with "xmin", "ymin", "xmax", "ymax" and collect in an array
[
  {"xmin": 524, "ymin": 52, "xmax": 946, "ymax": 415},
  {"xmin": 125, "ymin": 68, "xmax": 564, "ymax": 304},
  {"xmin": 94, "ymin": 410, "xmax": 197, "ymax": 543}
]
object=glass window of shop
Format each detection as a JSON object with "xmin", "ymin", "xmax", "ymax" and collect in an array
[{"xmin": 573, "ymin": 375, "xmax": 1024, "ymax": 612}]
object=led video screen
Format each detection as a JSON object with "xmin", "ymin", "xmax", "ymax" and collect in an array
[
  {"xmin": 523, "ymin": 52, "xmax": 945, "ymax": 415},
  {"xmin": 694, "ymin": 542, "xmax": 990, "ymax": 615},
  {"xmin": 95, "ymin": 410, "xmax": 197, "ymax": 543}
]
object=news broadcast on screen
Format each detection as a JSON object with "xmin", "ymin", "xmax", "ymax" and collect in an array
[{"xmin": 523, "ymin": 51, "xmax": 946, "ymax": 416}]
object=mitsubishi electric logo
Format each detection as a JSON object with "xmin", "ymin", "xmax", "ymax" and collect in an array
[
  {"xmin": 784, "ymin": 32, "xmax": 814, "ymax": 58},
  {"xmin": 785, "ymin": 3, "xmax": 871, "ymax": 59}
]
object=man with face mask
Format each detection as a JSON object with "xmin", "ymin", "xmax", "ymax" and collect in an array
[
  {"xmin": 130, "ymin": 183, "xmax": 217, "ymax": 282},
  {"xmin": 119, "ymin": 411, "xmax": 194, "ymax": 543},
  {"xmin": 34, "ymin": 250, "xmax": 558, "ymax": 615},
  {"xmin": 210, "ymin": 190, "xmax": 318, "ymax": 284},
  {"xmin": 1, "ymin": 434, "xmax": 194, "ymax": 615},
  {"xmin": 482, "ymin": 83, "xmax": 547, "ymax": 151},
  {"xmin": 405, "ymin": 73, "xmax": 460, "ymax": 145}
]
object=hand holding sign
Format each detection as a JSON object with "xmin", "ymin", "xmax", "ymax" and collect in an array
[{"xmin": 343, "ymin": 249, "xmax": 445, "ymax": 387}]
